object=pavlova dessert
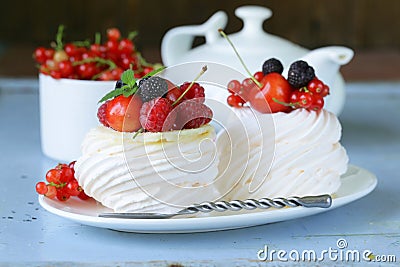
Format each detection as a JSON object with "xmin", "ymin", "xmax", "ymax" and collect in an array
[
  {"xmin": 216, "ymin": 56, "xmax": 348, "ymax": 201},
  {"xmin": 75, "ymin": 67, "xmax": 222, "ymax": 213},
  {"xmin": 35, "ymin": 33, "xmax": 349, "ymax": 215}
]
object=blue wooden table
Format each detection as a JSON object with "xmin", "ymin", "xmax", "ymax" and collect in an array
[{"xmin": 0, "ymin": 79, "xmax": 399, "ymax": 266}]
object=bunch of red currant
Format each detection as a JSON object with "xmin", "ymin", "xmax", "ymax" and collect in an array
[
  {"xmin": 226, "ymin": 58, "xmax": 330, "ymax": 113},
  {"xmin": 33, "ymin": 25, "xmax": 156, "ymax": 80},
  {"xmin": 218, "ymin": 30, "xmax": 329, "ymax": 114},
  {"xmin": 35, "ymin": 161, "xmax": 90, "ymax": 201}
]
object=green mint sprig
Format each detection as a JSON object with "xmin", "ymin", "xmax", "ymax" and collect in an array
[{"xmin": 98, "ymin": 66, "xmax": 166, "ymax": 103}]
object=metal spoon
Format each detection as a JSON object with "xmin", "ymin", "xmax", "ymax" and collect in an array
[{"xmin": 98, "ymin": 194, "xmax": 332, "ymax": 219}]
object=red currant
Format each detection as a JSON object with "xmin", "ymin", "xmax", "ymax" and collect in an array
[
  {"xmin": 119, "ymin": 38, "xmax": 134, "ymax": 54},
  {"xmin": 78, "ymin": 190, "xmax": 90, "ymax": 200},
  {"xmin": 142, "ymin": 66, "xmax": 154, "ymax": 75},
  {"xmin": 59, "ymin": 165, "xmax": 74, "ymax": 183},
  {"xmin": 227, "ymin": 80, "xmax": 241, "ymax": 94},
  {"xmin": 56, "ymin": 187, "xmax": 70, "ymax": 201},
  {"xmin": 98, "ymin": 70, "xmax": 114, "ymax": 81},
  {"xmin": 35, "ymin": 182, "xmax": 48, "ymax": 195},
  {"xmin": 290, "ymin": 91, "xmax": 313, "ymax": 109},
  {"xmin": 253, "ymin": 71, "xmax": 264, "ymax": 82},
  {"xmin": 64, "ymin": 43, "xmax": 79, "ymax": 56},
  {"xmin": 46, "ymin": 168, "xmax": 61, "ymax": 184},
  {"xmin": 309, "ymin": 93, "xmax": 324, "ymax": 111},
  {"xmin": 65, "ymin": 179, "xmax": 80, "ymax": 197},
  {"xmin": 111, "ymin": 68, "xmax": 123, "ymax": 80},
  {"xmin": 77, "ymin": 63, "xmax": 98, "ymax": 79},
  {"xmin": 227, "ymin": 94, "xmax": 246, "ymax": 107},
  {"xmin": 320, "ymin": 84, "xmax": 330, "ymax": 97},
  {"xmin": 45, "ymin": 185, "xmax": 57, "ymax": 199},
  {"xmin": 107, "ymin": 28, "xmax": 121, "ymax": 41},
  {"xmin": 308, "ymin": 78, "xmax": 324, "ymax": 95},
  {"xmin": 53, "ymin": 50, "xmax": 68, "ymax": 63},
  {"xmin": 50, "ymin": 70, "xmax": 62, "ymax": 79},
  {"xmin": 33, "ymin": 47, "xmax": 48, "ymax": 64},
  {"xmin": 44, "ymin": 49, "xmax": 55, "ymax": 61},
  {"xmin": 58, "ymin": 60, "xmax": 74, "ymax": 78},
  {"xmin": 90, "ymin": 43, "xmax": 103, "ymax": 56},
  {"xmin": 105, "ymin": 40, "xmax": 119, "ymax": 53}
]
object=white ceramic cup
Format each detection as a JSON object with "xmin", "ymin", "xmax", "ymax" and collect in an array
[{"xmin": 39, "ymin": 73, "xmax": 116, "ymax": 162}]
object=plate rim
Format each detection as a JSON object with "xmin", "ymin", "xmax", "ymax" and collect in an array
[{"xmin": 38, "ymin": 164, "xmax": 377, "ymax": 233}]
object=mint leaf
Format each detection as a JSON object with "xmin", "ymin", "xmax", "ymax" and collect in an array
[
  {"xmin": 121, "ymin": 69, "xmax": 136, "ymax": 87},
  {"xmin": 98, "ymin": 69, "xmax": 140, "ymax": 103},
  {"xmin": 98, "ymin": 87, "xmax": 125, "ymax": 103}
]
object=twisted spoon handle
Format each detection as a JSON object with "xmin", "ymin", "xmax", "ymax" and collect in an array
[
  {"xmin": 179, "ymin": 194, "xmax": 332, "ymax": 215},
  {"xmin": 99, "ymin": 195, "xmax": 332, "ymax": 219}
]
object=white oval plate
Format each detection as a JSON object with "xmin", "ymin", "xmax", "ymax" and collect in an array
[{"xmin": 38, "ymin": 165, "xmax": 377, "ymax": 233}]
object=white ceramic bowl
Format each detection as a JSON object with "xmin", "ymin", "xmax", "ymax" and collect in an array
[{"xmin": 39, "ymin": 73, "xmax": 115, "ymax": 162}]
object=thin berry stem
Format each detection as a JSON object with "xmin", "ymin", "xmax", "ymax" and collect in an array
[
  {"xmin": 132, "ymin": 127, "xmax": 144, "ymax": 140},
  {"xmin": 72, "ymin": 40, "xmax": 91, "ymax": 47},
  {"xmin": 218, "ymin": 29, "xmax": 262, "ymax": 88},
  {"xmin": 73, "ymin": 57, "xmax": 117, "ymax": 69},
  {"xmin": 94, "ymin": 32, "xmax": 101, "ymax": 44},
  {"xmin": 55, "ymin": 24, "xmax": 65, "ymax": 51},
  {"xmin": 272, "ymin": 97, "xmax": 296, "ymax": 108},
  {"xmin": 172, "ymin": 65, "xmax": 208, "ymax": 106}
]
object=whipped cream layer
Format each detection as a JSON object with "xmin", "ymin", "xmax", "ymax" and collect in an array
[
  {"xmin": 216, "ymin": 108, "xmax": 348, "ymax": 200},
  {"xmin": 75, "ymin": 125, "xmax": 220, "ymax": 213}
]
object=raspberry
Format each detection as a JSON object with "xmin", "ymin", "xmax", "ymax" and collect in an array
[
  {"xmin": 180, "ymin": 82, "xmax": 205, "ymax": 103},
  {"xmin": 173, "ymin": 100, "xmax": 213, "ymax": 129},
  {"xmin": 287, "ymin": 60, "xmax": 315, "ymax": 88},
  {"xmin": 262, "ymin": 58, "xmax": 284, "ymax": 75},
  {"xmin": 139, "ymin": 97, "xmax": 176, "ymax": 132},
  {"xmin": 97, "ymin": 102, "xmax": 109, "ymax": 127},
  {"xmin": 138, "ymin": 76, "xmax": 168, "ymax": 102}
]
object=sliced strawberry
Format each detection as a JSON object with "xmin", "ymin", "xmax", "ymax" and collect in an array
[
  {"xmin": 104, "ymin": 95, "xmax": 142, "ymax": 132},
  {"xmin": 249, "ymin": 73, "xmax": 293, "ymax": 113}
]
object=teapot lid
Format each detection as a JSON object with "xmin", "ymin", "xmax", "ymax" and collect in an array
[
  {"xmin": 220, "ymin": 6, "xmax": 309, "ymax": 69},
  {"xmin": 162, "ymin": 5, "xmax": 309, "ymax": 72}
]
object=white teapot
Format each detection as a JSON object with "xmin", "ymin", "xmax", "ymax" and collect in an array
[{"xmin": 161, "ymin": 5, "xmax": 353, "ymax": 115}]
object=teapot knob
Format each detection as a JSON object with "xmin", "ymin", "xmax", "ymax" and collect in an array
[{"xmin": 235, "ymin": 6, "xmax": 273, "ymax": 36}]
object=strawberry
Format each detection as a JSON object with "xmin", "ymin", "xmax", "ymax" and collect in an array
[
  {"xmin": 104, "ymin": 94, "xmax": 142, "ymax": 132},
  {"xmin": 249, "ymin": 73, "xmax": 293, "ymax": 113},
  {"xmin": 173, "ymin": 100, "xmax": 213, "ymax": 130},
  {"xmin": 139, "ymin": 97, "xmax": 176, "ymax": 132}
]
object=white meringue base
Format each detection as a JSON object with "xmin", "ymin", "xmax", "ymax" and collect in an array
[
  {"xmin": 75, "ymin": 125, "xmax": 220, "ymax": 213},
  {"xmin": 215, "ymin": 108, "xmax": 348, "ymax": 201}
]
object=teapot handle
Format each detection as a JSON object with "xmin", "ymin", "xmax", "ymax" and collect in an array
[{"xmin": 161, "ymin": 11, "xmax": 228, "ymax": 66}]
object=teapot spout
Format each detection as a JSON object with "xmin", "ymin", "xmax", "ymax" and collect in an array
[
  {"xmin": 161, "ymin": 11, "xmax": 228, "ymax": 66},
  {"xmin": 300, "ymin": 46, "xmax": 354, "ymax": 88}
]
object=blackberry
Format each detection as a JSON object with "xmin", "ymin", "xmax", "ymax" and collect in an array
[
  {"xmin": 262, "ymin": 58, "xmax": 284, "ymax": 75},
  {"xmin": 137, "ymin": 76, "xmax": 150, "ymax": 88},
  {"xmin": 287, "ymin": 60, "xmax": 315, "ymax": 88},
  {"xmin": 115, "ymin": 79, "xmax": 126, "ymax": 89},
  {"xmin": 137, "ymin": 76, "xmax": 168, "ymax": 102}
]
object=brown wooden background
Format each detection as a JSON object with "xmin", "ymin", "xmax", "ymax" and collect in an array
[{"xmin": 0, "ymin": 0, "xmax": 399, "ymax": 79}]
